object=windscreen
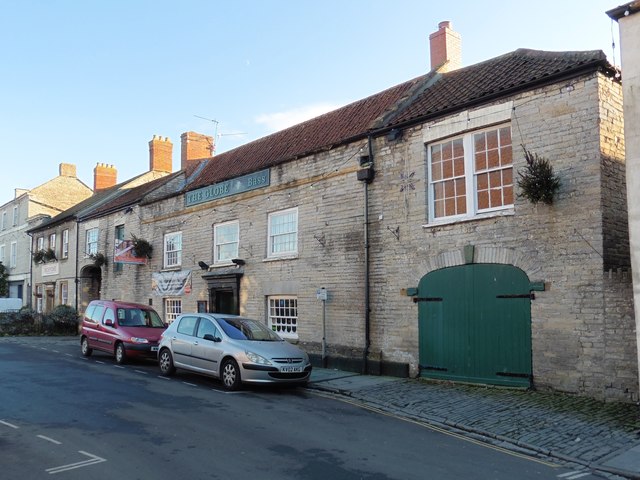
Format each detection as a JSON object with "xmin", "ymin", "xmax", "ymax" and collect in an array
[{"xmin": 218, "ymin": 317, "xmax": 282, "ymax": 341}]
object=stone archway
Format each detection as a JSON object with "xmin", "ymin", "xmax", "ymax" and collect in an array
[{"xmin": 79, "ymin": 265, "xmax": 101, "ymax": 313}]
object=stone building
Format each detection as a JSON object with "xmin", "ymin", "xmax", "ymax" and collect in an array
[
  {"xmin": 73, "ymin": 23, "xmax": 633, "ymax": 401},
  {"xmin": 608, "ymin": 0, "xmax": 640, "ymax": 391},
  {"xmin": 0, "ymin": 163, "xmax": 92, "ymax": 306},
  {"xmin": 27, "ymin": 135, "xmax": 182, "ymax": 313}
]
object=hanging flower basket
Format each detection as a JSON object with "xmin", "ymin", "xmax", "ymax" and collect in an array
[
  {"xmin": 517, "ymin": 147, "xmax": 561, "ymax": 205},
  {"xmin": 132, "ymin": 235, "xmax": 153, "ymax": 259},
  {"xmin": 33, "ymin": 250, "xmax": 46, "ymax": 264},
  {"xmin": 33, "ymin": 248, "xmax": 56, "ymax": 263},
  {"xmin": 90, "ymin": 252, "xmax": 107, "ymax": 268}
]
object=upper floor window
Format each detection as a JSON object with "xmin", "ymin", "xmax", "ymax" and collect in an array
[
  {"xmin": 164, "ymin": 232, "xmax": 182, "ymax": 268},
  {"xmin": 86, "ymin": 228, "xmax": 98, "ymax": 256},
  {"xmin": 61, "ymin": 229, "xmax": 69, "ymax": 259},
  {"xmin": 214, "ymin": 221, "xmax": 239, "ymax": 264},
  {"xmin": 268, "ymin": 208, "xmax": 298, "ymax": 258},
  {"xmin": 37, "ymin": 236, "xmax": 44, "ymax": 251},
  {"xmin": 1, "ymin": 211, "xmax": 6, "ymax": 230},
  {"xmin": 10, "ymin": 242, "xmax": 17, "ymax": 268},
  {"xmin": 114, "ymin": 225, "xmax": 124, "ymax": 273},
  {"xmin": 49, "ymin": 233, "xmax": 57, "ymax": 255},
  {"xmin": 12, "ymin": 206, "xmax": 18, "ymax": 226},
  {"xmin": 0, "ymin": 244, "xmax": 5, "ymax": 264},
  {"xmin": 427, "ymin": 125, "xmax": 513, "ymax": 223}
]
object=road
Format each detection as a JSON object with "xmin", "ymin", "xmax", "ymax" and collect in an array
[{"xmin": 0, "ymin": 337, "xmax": 603, "ymax": 480}]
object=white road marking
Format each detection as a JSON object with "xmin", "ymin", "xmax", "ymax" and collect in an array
[
  {"xmin": 558, "ymin": 471, "xmax": 591, "ymax": 479},
  {"xmin": 46, "ymin": 451, "xmax": 106, "ymax": 474},
  {"xmin": 0, "ymin": 420, "xmax": 19, "ymax": 429},
  {"xmin": 182, "ymin": 382, "xmax": 198, "ymax": 387},
  {"xmin": 64, "ymin": 353, "xmax": 73, "ymax": 357},
  {"xmin": 114, "ymin": 365, "xmax": 125, "ymax": 369},
  {"xmin": 37, "ymin": 435, "xmax": 62, "ymax": 445},
  {"xmin": 51, "ymin": 350, "xmax": 59, "ymax": 353},
  {"xmin": 134, "ymin": 370, "xmax": 148, "ymax": 375}
]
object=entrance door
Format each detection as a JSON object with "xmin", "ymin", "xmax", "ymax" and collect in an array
[
  {"xmin": 213, "ymin": 289, "xmax": 236, "ymax": 315},
  {"xmin": 417, "ymin": 264, "xmax": 532, "ymax": 387}
]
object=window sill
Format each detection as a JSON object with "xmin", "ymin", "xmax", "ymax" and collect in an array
[
  {"xmin": 263, "ymin": 254, "xmax": 299, "ymax": 263},
  {"xmin": 423, "ymin": 208, "xmax": 514, "ymax": 229},
  {"xmin": 161, "ymin": 266, "xmax": 182, "ymax": 272}
]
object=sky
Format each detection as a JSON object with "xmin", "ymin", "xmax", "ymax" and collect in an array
[{"xmin": 0, "ymin": 0, "xmax": 623, "ymax": 205}]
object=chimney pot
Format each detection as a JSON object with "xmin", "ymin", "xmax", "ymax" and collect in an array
[
  {"xmin": 429, "ymin": 20, "xmax": 462, "ymax": 72},
  {"xmin": 93, "ymin": 163, "xmax": 118, "ymax": 192},
  {"xmin": 149, "ymin": 135, "xmax": 173, "ymax": 173},
  {"xmin": 181, "ymin": 131, "xmax": 214, "ymax": 170}
]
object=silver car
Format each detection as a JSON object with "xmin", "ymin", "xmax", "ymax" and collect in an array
[{"xmin": 157, "ymin": 314, "xmax": 312, "ymax": 390}]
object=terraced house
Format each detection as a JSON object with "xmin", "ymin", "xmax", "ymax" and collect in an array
[{"xmin": 36, "ymin": 22, "xmax": 634, "ymax": 402}]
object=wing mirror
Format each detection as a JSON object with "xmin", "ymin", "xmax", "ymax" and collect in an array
[{"xmin": 203, "ymin": 334, "xmax": 222, "ymax": 342}]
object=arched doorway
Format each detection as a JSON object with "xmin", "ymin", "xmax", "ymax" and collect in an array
[
  {"xmin": 79, "ymin": 265, "xmax": 101, "ymax": 313},
  {"xmin": 417, "ymin": 263, "xmax": 532, "ymax": 387}
]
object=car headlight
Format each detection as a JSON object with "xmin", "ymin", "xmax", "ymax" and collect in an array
[
  {"xmin": 129, "ymin": 337, "xmax": 149, "ymax": 344},
  {"xmin": 245, "ymin": 351, "xmax": 272, "ymax": 366}
]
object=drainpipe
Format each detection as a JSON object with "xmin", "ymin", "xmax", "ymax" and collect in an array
[
  {"xmin": 74, "ymin": 220, "xmax": 80, "ymax": 312},
  {"xmin": 362, "ymin": 135, "xmax": 375, "ymax": 374},
  {"xmin": 27, "ymin": 232, "xmax": 33, "ymax": 310}
]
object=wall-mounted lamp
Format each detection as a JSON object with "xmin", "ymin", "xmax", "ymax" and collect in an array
[
  {"xmin": 198, "ymin": 261, "xmax": 210, "ymax": 270},
  {"xmin": 231, "ymin": 258, "xmax": 245, "ymax": 266},
  {"xmin": 124, "ymin": 206, "xmax": 134, "ymax": 214}
]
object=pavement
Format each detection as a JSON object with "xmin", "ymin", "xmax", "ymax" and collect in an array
[{"xmin": 307, "ymin": 368, "xmax": 640, "ymax": 480}]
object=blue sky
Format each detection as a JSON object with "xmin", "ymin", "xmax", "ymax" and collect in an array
[{"xmin": 0, "ymin": 0, "xmax": 621, "ymax": 205}]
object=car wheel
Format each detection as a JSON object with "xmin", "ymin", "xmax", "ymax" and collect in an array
[
  {"xmin": 158, "ymin": 349, "xmax": 176, "ymax": 376},
  {"xmin": 115, "ymin": 342, "xmax": 127, "ymax": 365},
  {"xmin": 221, "ymin": 358, "xmax": 241, "ymax": 391},
  {"xmin": 81, "ymin": 337, "xmax": 92, "ymax": 357}
]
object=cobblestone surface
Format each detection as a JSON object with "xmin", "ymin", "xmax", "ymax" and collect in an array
[{"xmin": 321, "ymin": 377, "xmax": 640, "ymax": 466}]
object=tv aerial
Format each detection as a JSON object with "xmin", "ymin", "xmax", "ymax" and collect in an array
[{"xmin": 194, "ymin": 115, "xmax": 247, "ymax": 153}]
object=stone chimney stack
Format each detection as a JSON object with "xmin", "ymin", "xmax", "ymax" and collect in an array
[
  {"xmin": 181, "ymin": 131, "xmax": 214, "ymax": 170},
  {"xmin": 149, "ymin": 135, "xmax": 173, "ymax": 173},
  {"xmin": 429, "ymin": 21, "xmax": 462, "ymax": 72},
  {"xmin": 93, "ymin": 163, "xmax": 117, "ymax": 192},
  {"xmin": 59, "ymin": 163, "xmax": 77, "ymax": 177}
]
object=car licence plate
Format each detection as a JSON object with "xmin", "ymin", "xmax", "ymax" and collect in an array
[
  {"xmin": 151, "ymin": 346, "xmax": 158, "ymax": 352},
  {"xmin": 280, "ymin": 366, "xmax": 303, "ymax": 373}
]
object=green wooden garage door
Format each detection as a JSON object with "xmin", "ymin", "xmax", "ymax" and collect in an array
[{"xmin": 417, "ymin": 264, "xmax": 532, "ymax": 387}]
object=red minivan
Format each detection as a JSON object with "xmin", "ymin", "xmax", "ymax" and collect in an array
[{"xmin": 80, "ymin": 300, "xmax": 166, "ymax": 364}]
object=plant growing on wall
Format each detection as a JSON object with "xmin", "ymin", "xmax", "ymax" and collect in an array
[
  {"xmin": 90, "ymin": 252, "xmax": 107, "ymax": 268},
  {"xmin": 517, "ymin": 147, "xmax": 561, "ymax": 205},
  {"xmin": 0, "ymin": 262, "xmax": 8, "ymax": 297},
  {"xmin": 132, "ymin": 235, "xmax": 153, "ymax": 259}
]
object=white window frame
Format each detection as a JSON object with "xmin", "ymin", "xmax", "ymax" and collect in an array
[
  {"xmin": 49, "ymin": 233, "xmax": 57, "ymax": 255},
  {"xmin": 164, "ymin": 298, "xmax": 182, "ymax": 324},
  {"xmin": 214, "ymin": 220, "xmax": 239, "ymax": 264},
  {"xmin": 267, "ymin": 207, "xmax": 298, "ymax": 258},
  {"xmin": 37, "ymin": 236, "xmax": 44, "ymax": 252},
  {"xmin": 164, "ymin": 232, "xmax": 182, "ymax": 268},
  {"xmin": 60, "ymin": 282, "xmax": 68, "ymax": 305},
  {"xmin": 12, "ymin": 206, "xmax": 18, "ymax": 227},
  {"xmin": 10, "ymin": 241, "xmax": 17, "ymax": 268},
  {"xmin": 268, "ymin": 296, "xmax": 298, "ymax": 339},
  {"xmin": 86, "ymin": 228, "xmax": 98, "ymax": 256},
  {"xmin": 35, "ymin": 285, "xmax": 43, "ymax": 313},
  {"xmin": 1, "ymin": 211, "xmax": 6, "ymax": 230},
  {"xmin": 0, "ymin": 244, "xmax": 5, "ymax": 264},
  {"xmin": 427, "ymin": 124, "xmax": 513, "ymax": 225},
  {"xmin": 61, "ymin": 229, "xmax": 69, "ymax": 259}
]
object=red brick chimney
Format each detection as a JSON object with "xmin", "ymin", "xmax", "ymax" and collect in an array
[
  {"xmin": 93, "ymin": 163, "xmax": 117, "ymax": 191},
  {"xmin": 149, "ymin": 135, "xmax": 173, "ymax": 173},
  {"xmin": 181, "ymin": 131, "xmax": 214, "ymax": 170},
  {"xmin": 429, "ymin": 21, "xmax": 462, "ymax": 72}
]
